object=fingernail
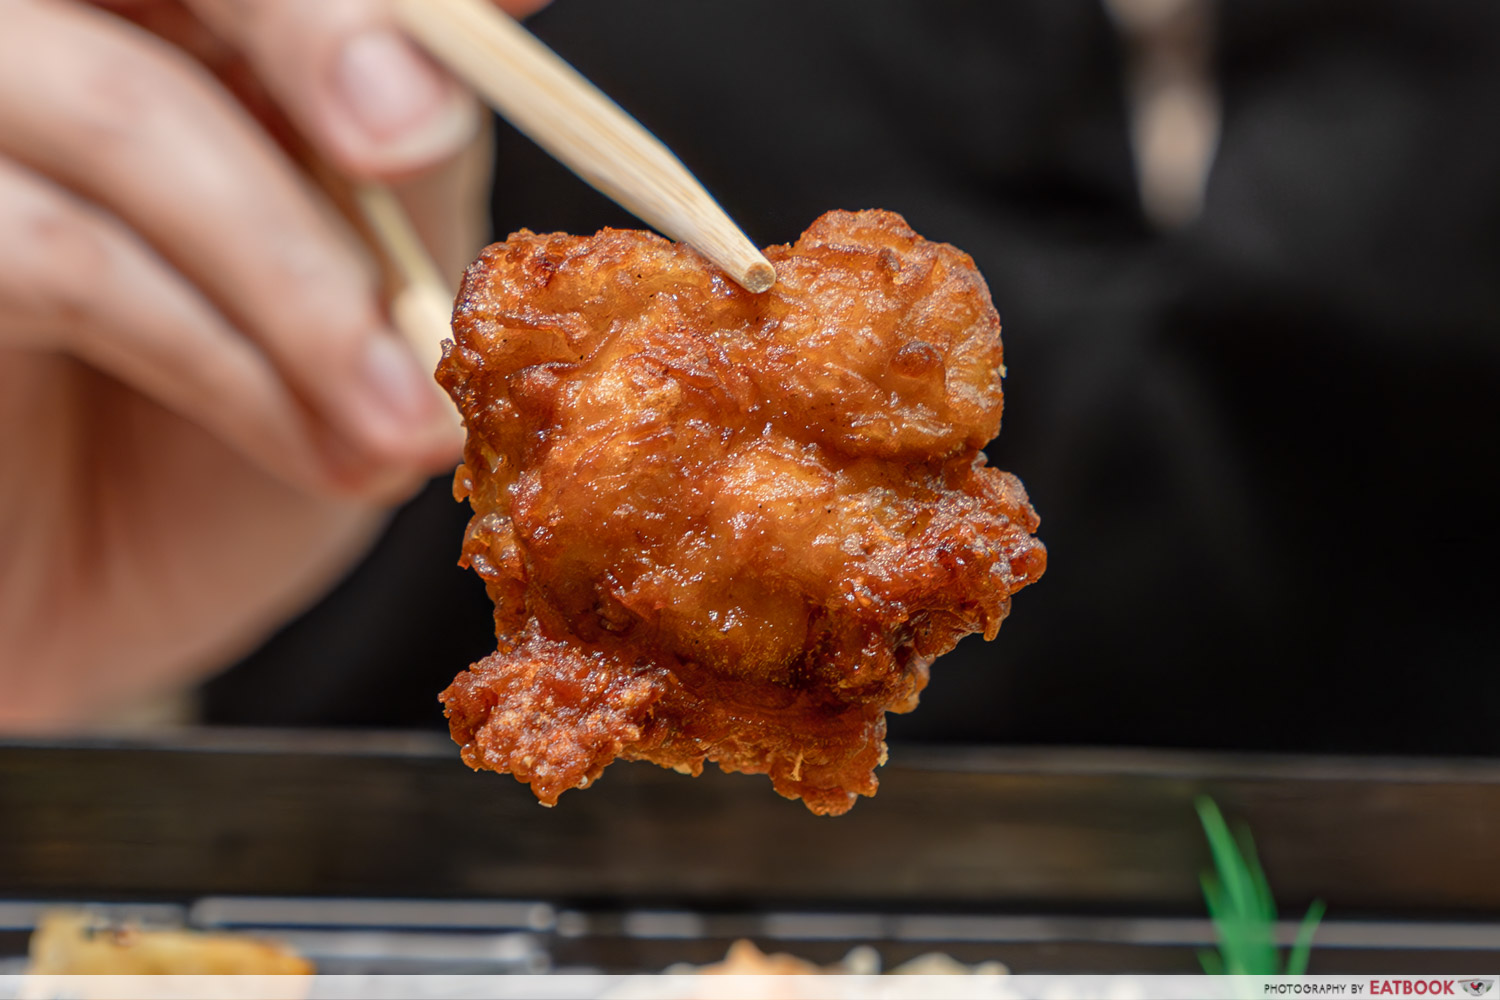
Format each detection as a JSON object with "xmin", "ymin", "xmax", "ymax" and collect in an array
[{"xmin": 335, "ymin": 30, "xmax": 478, "ymax": 162}]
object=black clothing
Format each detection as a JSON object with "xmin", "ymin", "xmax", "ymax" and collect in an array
[{"xmin": 206, "ymin": 0, "xmax": 1500, "ymax": 754}]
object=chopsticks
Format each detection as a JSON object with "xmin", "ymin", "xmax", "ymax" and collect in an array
[
  {"xmin": 357, "ymin": 0, "xmax": 776, "ymax": 412},
  {"xmin": 353, "ymin": 183, "xmax": 454, "ymax": 379},
  {"xmin": 353, "ymin": 183, "xmax": 464, "ymax": 433},
  {"xmin": 389, "ymin": 0, "xmax": 777, "ymax": 295},
  {"xmin": 296, "ymin": 145, "xmax": 459, "ymax": 402}
]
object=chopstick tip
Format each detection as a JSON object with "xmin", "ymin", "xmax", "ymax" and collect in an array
[{"xmin": 743, "ymin": 261, "xmax": 776, "ymax": 294}]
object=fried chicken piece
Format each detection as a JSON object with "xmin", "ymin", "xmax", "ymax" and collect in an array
[{"xmin": 438, "ymin": 210, "xmax": 1045, "ymax": 815}]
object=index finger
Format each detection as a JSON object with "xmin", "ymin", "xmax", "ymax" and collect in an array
[
  {"xmin": 175, "ymin": 0, "xmax": 550, "ymax": 179},
  {"xmin": 0, "ymin": 1, "xmax": 459, "ymax": 472}
]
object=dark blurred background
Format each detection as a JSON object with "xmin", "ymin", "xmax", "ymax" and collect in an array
[{"xmin": 204, "ymin": 0, "xmax": 1500, "ymax": 755}]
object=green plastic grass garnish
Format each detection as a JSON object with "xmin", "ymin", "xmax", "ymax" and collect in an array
[{"xmin": 1195, "ymin": 795, "xmax": 1326, "ymax": 975}]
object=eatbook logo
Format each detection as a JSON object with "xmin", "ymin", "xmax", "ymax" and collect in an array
[{"xmin": 1460, "ymin": 981, "xmax": 1495, "ymax": 997}]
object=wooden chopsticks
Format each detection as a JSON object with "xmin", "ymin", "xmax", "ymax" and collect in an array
[
  {"xmin": 359, "ymin": 1, "xmax": 777, "ymax": 398},
  {"xmin": 354, "ymin": 183, "xmax": 463, "ymax": 431},
  {"xmin": 390, "ymin": 0, "xmax": 776, "ymax": 295}
]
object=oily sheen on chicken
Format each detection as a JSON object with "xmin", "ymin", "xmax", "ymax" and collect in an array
[{"xmin": 437, "ymin": 210, "xmax": 1045, "ymax": 815}]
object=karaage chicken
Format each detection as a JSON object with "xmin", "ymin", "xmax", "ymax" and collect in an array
[{"xmin": 438, "ymin": 210, "xmax": 1044, "ymax": 815}]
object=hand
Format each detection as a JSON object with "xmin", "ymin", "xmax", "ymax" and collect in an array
[{"xmin": 0, "ymin": 0, "xmax": 543, "ymax": 729}]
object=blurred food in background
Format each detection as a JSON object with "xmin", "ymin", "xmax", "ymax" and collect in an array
[
  {"xmin": 672, "ymin": 939, "xmax": 1008, "ymax": 976},
  {"xmin": 28, "ymin": 911, "xmax": 311, "ymax": 975}
]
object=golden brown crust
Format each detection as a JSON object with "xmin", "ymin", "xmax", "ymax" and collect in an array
[{"xmin": 439, "ymin": 210, "xmax": 1045, "ymax": 815}]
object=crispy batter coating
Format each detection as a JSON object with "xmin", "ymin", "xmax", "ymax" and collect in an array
[{"xmin": 437, "ymin": 210, "xmax": 1045, "ymax": 815}]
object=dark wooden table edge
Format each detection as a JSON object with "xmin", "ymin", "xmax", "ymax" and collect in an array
[{"xmin": 5, "ymin": 728, "xmax": 1500, "ymax": 787}]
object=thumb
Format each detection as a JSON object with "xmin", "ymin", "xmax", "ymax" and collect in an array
[{"xmin": 176, "ymin": 0, "xmax": 548, "ymax": 180}]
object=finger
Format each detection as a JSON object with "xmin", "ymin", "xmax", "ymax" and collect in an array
[
  {"xmin": 174, "ymin": 0, "xmax": 547, "ymax": 179},
  {"xmin": 0, "ymin": 156, "xmax": 354, "ymax": 495},
  {"xmin": 99, "ymin": 1, "xmax": 495, "ymax": 303},
  {"xmin": 391, "ymin": 114, "xmax": 496, "ymax": 279},
  {"xmin": 0, "ymin": 1, "xmax": 460, "ymax": 478}
]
